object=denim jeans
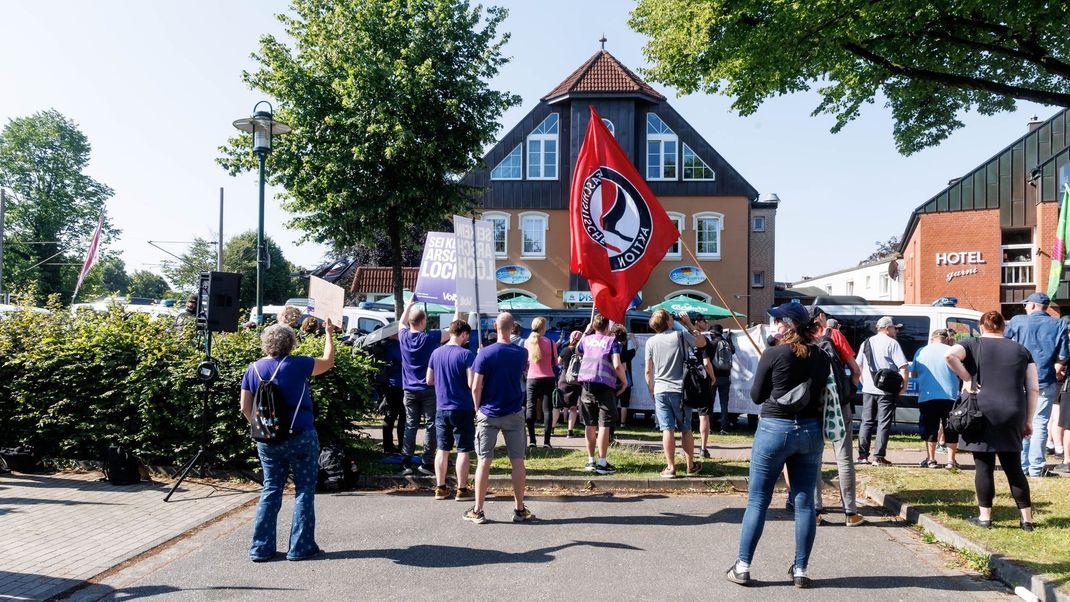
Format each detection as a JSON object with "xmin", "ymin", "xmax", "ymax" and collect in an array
[
  {"xmin": 402, "ymin": 388, "xmax": 437, "ymax": 464},
  {"xmin": 654, "ymin": 391, "xmax": 692, "ymax": 432},
  {"xmin": 1022, "ymin": 382, "xmax": 1057, "ymax": 476},
  {"xmin": 738, "ymin": 417, "xmax": 824, "ymax": 569},
  {"xmin": 250, "ymin": 429, "xmax": 319, "ymax": 561},
  {"xmin": 713, "ymin": 377, "xmax": 731, "ymax": 428}
]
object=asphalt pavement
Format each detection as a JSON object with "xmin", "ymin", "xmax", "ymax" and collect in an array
[{"xmin": 67, "ymin": 491, "xmax": 1013, "ymax": 601}]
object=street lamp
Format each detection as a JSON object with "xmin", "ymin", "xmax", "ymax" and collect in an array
[{"xmin": 232, "ymin": 101, "xmax": 290, "ymax": 325}]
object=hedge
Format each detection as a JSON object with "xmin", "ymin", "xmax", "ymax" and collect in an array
[{"xmin": 0, "ymin": 302, "xmax": 377, "ymax": 469}]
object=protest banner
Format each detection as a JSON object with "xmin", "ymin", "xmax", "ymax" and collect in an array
[
  {"xmin": 307, "ymin": 275, "xmax": 344, "ymax": 326},
  {"xmin": 453, "ymin": 216, "xmax": 497, "ymax": 314},
  {"xmin": 414, "ymin": 232, "xmax": 458, "ymax": 306}
]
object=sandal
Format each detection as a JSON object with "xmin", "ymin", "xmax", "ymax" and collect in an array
[{"xmin": 660, "ymin": 467, "xmax": 677, "ymax": 478}]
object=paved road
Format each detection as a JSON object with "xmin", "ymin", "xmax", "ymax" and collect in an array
[{"xmin": 70, "ymin": 491, "xmax": 1012, "ymax": 601}]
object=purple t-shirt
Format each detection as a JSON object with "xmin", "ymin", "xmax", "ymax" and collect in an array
[
  {"xmin": 400, "ymin": 327, "xmax": 443, "ymax": 391},
  {"xmin": 577, "ymin": 333, "xmax": 621, "ymax": 387},
  {"xmin": 472, "ymin": 342, "xmax": 528, "ymax": 417},
  {"xmin": 241, "ymin": 355, "xmax": 316, "ymax": 432},
  {"xmin": 427, "ymin": 344, "xmax": 475, "ymax": 411}
]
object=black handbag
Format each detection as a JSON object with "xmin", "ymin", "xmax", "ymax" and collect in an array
[
  {"xmin": 862, "ymin": 339, "xmax": 904, "ymax": 394},
  {"xmin": 679, "ymin": 332, "xmax": 710, "ymax": 408},
  {"xmin": 948, "ymin": 338, "xmax": 986, "ymax": 439}
]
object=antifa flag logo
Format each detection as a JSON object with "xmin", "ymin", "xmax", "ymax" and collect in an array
[{"xmin": 579, "ymin": 167, "xmax": 654, "ymax": 271}]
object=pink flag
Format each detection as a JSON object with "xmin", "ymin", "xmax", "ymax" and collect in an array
[{"xmin": 73, "ymin": 212, "xmax": 104, "ymax": 299}]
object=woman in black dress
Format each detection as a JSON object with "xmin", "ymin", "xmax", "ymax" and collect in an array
[{"xmin": 945, "ymin": 311, "xmax": 1039, "ymax": 531}]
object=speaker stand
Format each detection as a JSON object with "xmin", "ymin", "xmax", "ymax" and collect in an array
[{"xmin": 164, "ymin": 331, "xmax": 214, "ymax": 502}]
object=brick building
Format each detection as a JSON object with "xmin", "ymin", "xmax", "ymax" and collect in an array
[
  {"xmin": 460, "ymin": 49, "xmax": 775, "ymax": 322},
  {"xmin": 900, "ymin": 110, "xmax": 1070, "ymax": 316}
]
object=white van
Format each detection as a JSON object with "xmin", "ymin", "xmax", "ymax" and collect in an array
[{"xmin": 251, "ymin": 305, "xmax": 394, "ymax": 334}]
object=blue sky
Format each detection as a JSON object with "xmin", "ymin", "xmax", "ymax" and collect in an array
[{"xmin": 0, "ymin": 1, "xmax": 1048, "ymax": 282}]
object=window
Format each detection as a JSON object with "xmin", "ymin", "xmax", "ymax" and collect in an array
[
  {"xmin": 601, "ymin": 118, "xmax": 615, "ymax": 136},
  {"xmin": 879, "ymin": 274, "xmax": 890, "ymax": 294},
  {"xmin": 490, "ymin": 144, "xmax": 522, "ymax": 180},
  {"xmin": 481, "ymin": 212, "xmax": 510, "ymax": 258},
  {"xmin": 825, "ymin": 285, "xmax": 833, "ymax": 294},
  {"xmin": 667, "ymin": 290, "xmax": 711, "ymax": 302},
  {"xmin": 519, "ymin": 211, "xmax": 548, "ymax": 257},
  {"xmin": 646, "ymin": 113, "xmax": 677, "ymax": 180},
  {"xmin": 526, "ymin": 114, "xmax": 558, "ymax": 180},
  {"xmin": 865, "ymin": 275, "xmax": 871, "ymax": 290},
  {"xmin": 752, "ymin": 215, "xmax": 765, "ymax": 232},
  {"xmin": 693, "ymin": 212, "xmax": 724, "ymax": 259},
  {"xmin": 682, "ymin": 143, "xmax": 715, "ymax": 180},
  {"xmin": 752, "ymin": 271, "xmax": 765, "ymax": 288},
  {"xmin": 946, "ymin": 318, "xmax": 980, "ymax": 342},
  {"xmin": 846, "ymin": 280, "xmax": 854, "ymax": 295},
  {"xmin": 666, "ymin": 212, "xmax": 684, "ymax": 258},
  {"xmin": 1001, "ymin": 229, "xmax": 1034, "ymax": 285}
]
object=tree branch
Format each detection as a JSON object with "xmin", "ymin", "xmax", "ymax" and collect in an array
[{"xmin": 843, "ymin": 42, "xmax": 1070, "ymax": 107}]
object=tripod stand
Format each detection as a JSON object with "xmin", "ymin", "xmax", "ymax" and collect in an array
[{"xmin": 164, "ymin": 330, "xmax": 218, "ymax": 502}]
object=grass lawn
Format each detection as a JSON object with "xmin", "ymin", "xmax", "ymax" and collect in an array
[
  {"xmin": 863, "ymin": 467, "xmax": 1070, "ymax": 590},
  {"xmin": 614, "ymin": 424, "xmax": 928, "ymax": 451}
]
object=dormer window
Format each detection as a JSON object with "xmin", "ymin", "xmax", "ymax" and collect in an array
[
  {"xmin": 646, "ymin": 113, "xmax": 677, "ymax": 180},
  {"xmin": 490, "ymin": 144, "xmax": 522, "ymax": 180},
  {"xmin": 527, "ymin": 114, "xmax": 559, "ymax": 180},
  {"xmin": 682, "ymin": 143, "xmax": 715, "ymax": 180}
]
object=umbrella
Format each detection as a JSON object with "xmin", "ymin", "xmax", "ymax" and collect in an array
[
  {"xmin": 498, "ymin": 295, "xmax": 550, "ymax": 310},
  {"xmin": 646, "ymin": 295, "xmax": 745, "ymax": 319},
  {"xmin": 368, "ymin": 291, "xmax": 454, "ymax": 315}
]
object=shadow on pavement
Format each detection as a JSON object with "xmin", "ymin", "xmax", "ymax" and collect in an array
[
  {"xmin": 747, "ymin": 574, "xmax": 989, "ymax": 590},
  {"xmin": 535, "ymin": 506, "xmax": 747, "ymax": 527},
  {"xmin": 321, "ymin": 541, "xmax": 641, "ymax": 567}
]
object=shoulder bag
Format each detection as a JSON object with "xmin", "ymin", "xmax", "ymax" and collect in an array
[
  {"xmin": 679, "ymin": 332, "xmax": 710, "ymax": 408},
  {"xmin": 947, "ymin": 338, "xmax": 986, "ymax": 440},
  {"xmin": 863, "ymin": 339, "xmax": 904, "ymax": 394}
]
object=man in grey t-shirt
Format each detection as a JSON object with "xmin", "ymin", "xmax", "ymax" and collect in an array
[
  {"xmin": 644, "ymin": 309, "xmax": 706, "ymax": 477},
  {"xmin": 855, "ymin": 316, "xmax": 909, "ymax": 465}
]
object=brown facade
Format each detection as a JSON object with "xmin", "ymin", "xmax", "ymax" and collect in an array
[{"xmin": 902, "ymin": 209, "xmax": 1003, "ymax": 311}]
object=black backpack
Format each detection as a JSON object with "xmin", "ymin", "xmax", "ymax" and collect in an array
[
  {"xmin": 712, "ymin": 336, "xmax": 734, "ymax": 371},
  {"xmin": 317, "ymin": 444, "xmax": 360, "ymax": 492},
  {"xmin": 0, "ymin": 445, "xmax": 46, "ymax": 474},
  {"xmin": 249, "ymin": 358, "xmax": 303, "ymax": 444},
  {"xmin": 103, "ymin": 445, "xmax": 141, "ymax": 485},
  {"xmin": 681, "ymin": 332, "xmax": 711, "ymax": 408},
  {"xmin": 816, "ymin": 334, "xmax": 852, "ymax": 402}
]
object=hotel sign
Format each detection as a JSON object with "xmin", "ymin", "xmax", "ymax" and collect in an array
[{"xmin": 936, "ymin": 251, "xmax": 986, "ymax": 282}]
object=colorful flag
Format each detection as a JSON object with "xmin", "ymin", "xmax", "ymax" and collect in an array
[
  {"xmin": 569, "ymin": 106, "xmax": 679, "ymax": 323},
  {"xmin": 73, "ymin": 212, "xmax": 104, "ymax": 300},
  {"xmin": 1048, "ymin": 184, "xmax": 1070, "ymax": 298}
]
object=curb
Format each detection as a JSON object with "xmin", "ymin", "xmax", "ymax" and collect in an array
[
  {"xmin": 360, "ymin": 473, "xmax": 752, "ymax": 492},
  {"xmin": 865, "ymin": 486, "xmax": 1068, "ymax": 602}
]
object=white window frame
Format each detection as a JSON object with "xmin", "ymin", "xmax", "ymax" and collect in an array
[
  {"xmin": 693, "ymin": 212, "xmax": 724, "ymax": 260},
  {"xmin": 682, "ymin": 142, "xmax": 715, "ymax": 181},
  {"xmin": 601, "ymin": 118, "xmax": 615, "ymax": 136},
  {"xmin": 489, "ymin": 143, "xmax": 522, "ymax": 180},
  {"xmin": 1001, "ymin": 242, "xmax": 1035, "ymax": 286},
  {"xmin": 666, "ymin": 289, "xmax": 711, "ymax": 302},
  {"xmin": 526, "ymin": 114, "xmax": 559, "ymax": 181},
  {"xmin": 498, "ymin": 288, "xmax": 538, "ymax": 301},
  {"xmin": 752, "ymin": 271, "xmax": 765, "ymax": 288},
  {"xmin": 751, "ymin": 215, "xmax": 766, "ymax": 232},
  {"xmin": 481, "ymin": 211, "xmax": 510, "ymax": 258},
  {"xmin": 518, "ymin": 211, "xmax": 549, "ymax": 258},
  {"xmin": 646, "ymin": 113, "xmax": 678, "ymax": 181},
  {"xmin": 878, "ymin": 274, "xmax": 890, "ymax": 294},
  {"xmin": 865, "ymin": 275, "xmax": 872, "ymax": 290},
  {"xmin": 846, "ymin": 280, "xmax": 854, "ymax": 295},
  {"xmin": 666, "ymin": 212, "xmax": 684, "ymax": 259}
]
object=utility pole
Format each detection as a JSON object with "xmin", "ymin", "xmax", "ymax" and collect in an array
[{"xmin": 218, "ymin": 187, "xmax": 224, "ymax": 271}]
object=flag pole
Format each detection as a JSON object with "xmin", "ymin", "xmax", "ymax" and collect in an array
[{"xmin": 679, "ymin": 238, "xmax": 762, "ymax": 355}]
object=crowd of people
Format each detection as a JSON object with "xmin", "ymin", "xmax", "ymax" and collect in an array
[{"xmin": 236, "ymin": 292, "xmax": 1065, "ymax": 587}]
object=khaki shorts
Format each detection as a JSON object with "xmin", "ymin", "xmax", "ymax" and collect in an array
[{"xmin": 475, "ymin": 409, "xmax": 526, "ymax": 460}]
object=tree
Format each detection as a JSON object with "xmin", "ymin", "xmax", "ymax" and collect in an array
[
  {"xmin": 220, "ymin": 230, "xmax": 295, "ymax": 309},
  {"xmin": 862, "ymin": 235, "xmax": 901, "ymax": 264},
  {"xmin": 218, "ymin": 0, "xmax": 520, "ymax": 316},
  {"xmin": 160, "ymin": 237, "xmax": 218, "ymax": 293},
  {"xmin": 97, "ymin": 256, "xmax": 129, "ymax": 295},
  {"xmin": 629, "ymin": 1, "xmax": 1070, "ymax": 155},
  {"xmin": 0, "ymin": 110, "xmax": 117, "ymax": 302},
  {"xmin": 127, "ymin": 270, "xmax": 170, "ymax": 299}
]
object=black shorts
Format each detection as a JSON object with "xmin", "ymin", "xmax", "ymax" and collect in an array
[
  {"xmin": 580, "ymin": 382, "xmax": 618, "ymax": 427},
  {"xmin": 558, "ymin": 383, "xmax": 582, "ymax": 408},
  {"xmin": 1060, "ymin": 400, "xmax": 1070, "ymax": 429},
  {"xmin": 918, "ymin": 399, "xmax": 958, "ymax": 444},
  {"xmin": 617, "ymin": 386, "xmax": 632, "ymax": 409}
]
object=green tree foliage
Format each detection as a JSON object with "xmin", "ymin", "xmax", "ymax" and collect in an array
[
  {"xmin": 861, "ymin": 235, "xmax": 902, "ymax": 264},
  {"xmin": 160, "ymin": 237, "xmax": 218, "ymax": 293},
  {"xmin": 98, "ymin": 256, "xmax": 129, "ymax": 295},
  {"xmin": 127, "ymin": 270, "xmax": 169, "ymax": 299},
  {"xmin": 0, "ymin": 110, "xmax": 117, "ymax": 301},
  {"xmin": 0, "ymin": 305, "xmax": 377, "ymax": 467},
  {"xmin": 221, "ymin": 230, "xmax": 295, "ymax": 308},
  {"xmin": 629, "ymin": 1, "xmax": 1070, "ymax": 155},
  {"xmin": 218, "ymin": 0, "xmax": 520, "ymax": 314}
]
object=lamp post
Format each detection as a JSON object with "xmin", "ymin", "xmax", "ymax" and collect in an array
[{"xmin": 232, "ymin": 101, "xmax": 290, "ymax": 324}]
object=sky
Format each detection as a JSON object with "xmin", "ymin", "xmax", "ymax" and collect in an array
[{"xmin": 0, "ymin": 0, "xmax": 1050, "ymax": 283}]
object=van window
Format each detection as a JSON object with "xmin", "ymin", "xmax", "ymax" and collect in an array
[
  {"xmin": 358, "ymin": 317, "xmax": 384, "ymax": 333},
  {"xmin": 946, "ymin": 317, "xmax": 979, "ymax": 342},
  {"xmin": 830, "ymin": 314, "xmax": 930, "ymax": 361}
]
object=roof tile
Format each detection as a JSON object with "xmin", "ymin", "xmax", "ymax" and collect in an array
[
  {"xmin": 350, "ymin": 266, "xmax": 419, "ymax": 294},
  {"xmin": 543, "ymin": 50, "xmax": 665, "ymax": 101}
]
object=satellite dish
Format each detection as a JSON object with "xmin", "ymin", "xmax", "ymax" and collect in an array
[{"xmin": 888, "ymin": 259, "xmax": 904, "ymax": 281}]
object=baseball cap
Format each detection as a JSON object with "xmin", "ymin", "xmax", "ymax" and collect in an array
[
  {"xmin": 876, "ymin": 316, "xmax": 903, "ymax": 329},
  {"xmin": 687, "ymin": 311, "xmax": 707, "ymax": 322},
  {"xmin": 768, "ymin": 302, "xmax": 811, "ymax": 326},
  {"xmin": 1025, "ymin": 292, "xmax": 1050, "ymax": 306}
]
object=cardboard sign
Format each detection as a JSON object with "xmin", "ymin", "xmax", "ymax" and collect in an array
[
  {"xmin": 307, "ymin": 275, "xmax": 344, "ymax": 327},
  {"xmin": 453, "ymin": 215, "xmax": 497, "ymax": 313},
  {"xmin": 413, "ymin": 232, "xmax": 457, "ymax": 306}
]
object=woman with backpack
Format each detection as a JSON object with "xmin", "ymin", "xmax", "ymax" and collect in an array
[
  {"xmin": 525, "ymin": 317, "xmax": 559, "ymax": 448},
  {"xmin": 240, "ymin": 319, "xmax": 336, "ymax": 562},
  {"xmin": 726, "ymin": 303, "xmax": 830, "ymax": 589},
  {"xmin": 945, "ymin": 310, "xmax": 1038, "ymax": 531},
  {"xmin": 557, "ymin": 330, "xmax": 584, "ymax": 438}
]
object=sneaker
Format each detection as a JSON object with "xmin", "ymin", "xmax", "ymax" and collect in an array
[
  {"xmin": 433, "ymin": 485, "xmax": 450, "ymax": 500},
  {"xmin": 660, "ymin": 467, "xmax": 677, "ymax": 478},
  {"xmin": 719, "ymin": 429, "xmax": 728, "ymax": 436},
  {"xmin": 542, "ymin": 443, "xmax": 553, "ymax": 449},
  {"xmin": 567, "ymin": 429, "xmax": 575, "ymax": 438},
  {"xmin": 583, "ymin": 460, "xmax": 597, "ymax": 472},
  {"xmin": 966, "ymin": 516, "xmax": 992, "ymax": 529},
  {"xmin": 400, "ymin": 465, "xmax": 415, "ymax": 476},
  {"xmin": 1056, "ymin": 447, "xmax": 1065, "ymax": 456},
  {"xmin": 686, "ymin": 463, "xmax": 702, "ymax": 476},
  {"xmin": 1046, "ymin": 444, "xmax": 1056, "ymax": 455},
  {"xmin": 919, "ymin": 459, "xmax": 935, "ymax": 468},
  {"xmin": 845, "ymin": 513, "xmax": 864, "ymax": 527},
  {"xmin": 1020, "ymin": 520, "xmax": 1035, "ymax": 532},
  {"xmin": 463, "ymin": 507, "xmax": 487, "ymax": 524},
  {"xmin": 871, "ymin": 457, "xmax": 893, "ymax": 466},
  {"xmin": 936, "ymin": 443, "xmax": 948, "ymax": 454},
  {"xmin": 1051, "ymin": 463, "xmax": 1070, "ymax": 473},
  {"xmin": 725, "ymin": 564, "xmax": 751, "ymax": 586},
  {"xmin": 815, "ymin": 513, "xmax": 825, "ymax": 527},
  {"xmin": 594, "ymin": 462, "xmax": 617, "ymax": 475},
  {"xmin": 789, "ymin": 564, "xmax": 811, "ymax": 588},
  {"xmin": 455, "ymin": 487, "xmax": 474, "ymax": 501},
  {"xmin": 946, "ymin": 461, "xmax": 961, "ymax": 470},
  {"xmin": 856, "ymin": 455, "xmax": 869, "ymax": 465},
  {"xmin": 416, "ymin": 464, "xmax": 434, "ymax": 476},
  {"xmin": 512, "ymin": 506, "xmax": 535, "ymax": 523},
  {"xmin": 701, "ymin": 448, "xmax": 712, "ymax": 459}
]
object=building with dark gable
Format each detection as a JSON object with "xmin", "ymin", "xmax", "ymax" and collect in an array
[{"xmin": 461, "ymin": 49, "xmax": 775, "ymax": 322}]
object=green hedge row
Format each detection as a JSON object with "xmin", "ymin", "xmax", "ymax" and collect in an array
[{"xmin": 0, "ymin": 303, "xmax": 377, "ymax": 469}]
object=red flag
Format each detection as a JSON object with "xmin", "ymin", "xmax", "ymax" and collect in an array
[
  {"xmin": 569, "ymin": 106, "xmax": 679, "ymax": 322},
  {"xmin": 73, "ymin": 212, "xmax": 104, "ymax": 300}
]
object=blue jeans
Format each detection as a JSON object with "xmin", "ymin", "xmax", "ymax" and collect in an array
[
  {"xmin": 402, "ymin": 389, "xmax": 437, "ymax": 464},
  {"xmin": 738, "ymin": 417, "xmax": 824, "ymax": 569},
  {"xmin": 251, "ymin": 429, "xmax": 319, "ymax": 561},
  {"xmin": 1022, "ymin": 382, "xmax": 1057, "ymax": 476},
  {"xmin": 713, "ymin": 378, "xmax": 731, "ymax": 428}
]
